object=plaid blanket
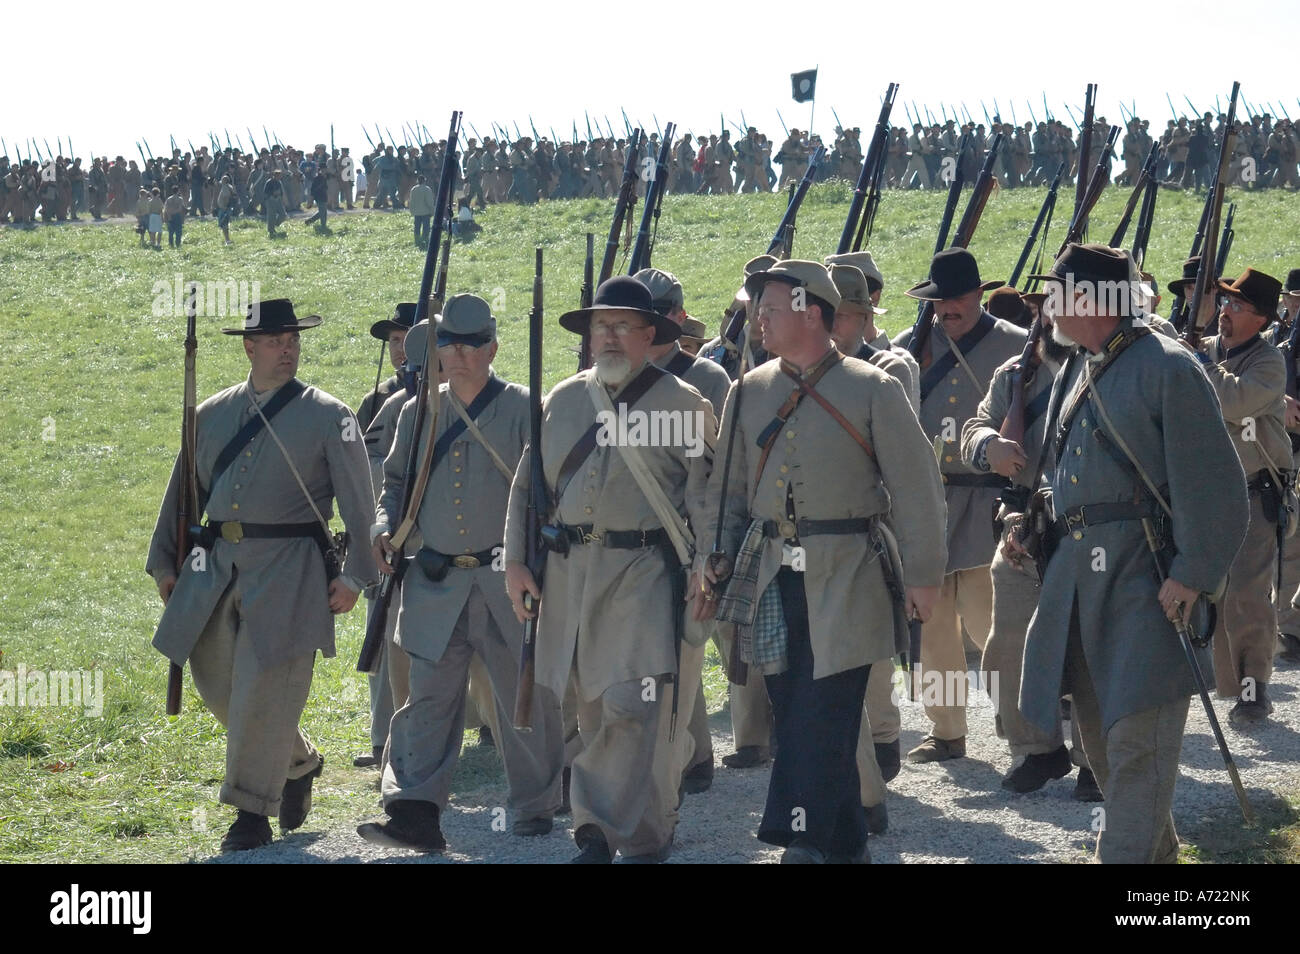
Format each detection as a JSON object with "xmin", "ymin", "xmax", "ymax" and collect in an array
[
  {"xmin": 713, "ymin": 517, "xmax": 788, "ymax": 674},
  {"xmin": 714, "ymin": 518, "xmax": 766, "ymax": 626}
]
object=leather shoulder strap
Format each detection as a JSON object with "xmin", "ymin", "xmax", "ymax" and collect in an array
[
  {"xmin": 555, "ymin": 364, "xmax": 665, "ymax": 501},
  {"xmin": 202, "ymin": 379, "xmax": 304, "ymax": 510}
]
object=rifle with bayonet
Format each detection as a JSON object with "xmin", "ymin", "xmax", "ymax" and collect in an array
[
  {"xmin": 1183, "ymin": 83, "xmax": 1240, "ymax": 349},
  {"xmin": 628, "ymin": 122, "xmax": 675, "ymax": 274},
  {"xmin": 1130, "ymin": 167, "xmax": 1160, "ymax": 270},
  {"xmin": 356, "ymin": 109, "xmax": 462, "ymax": 674},
  {"xmin": 838, "ymin": 83, "xmax": 898, "ymax": 255},
  {"xmin": 1170, "ymin": 186, "xmax": 1217, "ymax": 330},
  {"xmin": 1073, "ymin": 84, "xmax": 1097, "ymax": 237},
  {"xmin": 513, "ymin": 247, "xmax": 547, "ymax": 730},
  {"xmin": 166, "ymin": 283, "xmax": 200, "ymax": 716},
  {"xmin": 1009, "ymin": 162, "xmax": 1066, "ymax": 289},
  {"xmin": 579, "ymin": 129, "xmax": 643, "ymax": 370},
  {"xmin": 1109, "ymin": 141, "xmax": 1162, "ymax": 249}
]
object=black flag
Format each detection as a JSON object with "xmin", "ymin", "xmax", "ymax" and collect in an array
[{"xmin": 791, "ymin": 69, "xmax": 818, "ymax": 103}]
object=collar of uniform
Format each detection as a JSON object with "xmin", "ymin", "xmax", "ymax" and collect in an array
[
  {"xmin": 780, "ymin": 346, "xmax": 839, "ymax": 380},
  {"xmin": 854, "ymin": 340, "xmax": 876, "ymax": 361},
  {"xmin": 1223, "ymin": 333, "xmax": 1262, "ymax": 361},
  {"xmin": 605, "ymin": 359, "xmax": 653, "ymax": 395},
  {"xmin": 651, "ymin": 341, "xmax": 683, "ymax": 367},
  {"xmin": 247, "ymin": 375, "xmax": 297, "ymax": 404}
]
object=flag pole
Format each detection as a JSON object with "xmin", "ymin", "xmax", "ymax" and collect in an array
[{"xmin": 808, "ymin": 63, "xmax": 818, "ymax": 138}]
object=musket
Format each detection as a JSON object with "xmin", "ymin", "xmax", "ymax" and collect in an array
[
  {"xmin": 386, "ymin": 126, "xmax": 398, "ymax": 149},
  {"xmin": 580, "ymin": 128, "xmax": 643, "ymax": 370},
  {"xmin": 1171, "ymin": 186, "xmax": 1217, "ymax": 330},
  {"xmin": 1214, "ymin": 202, "xmax": 1235, "ymax": 280},
  {"xmin": 941, "ymin": 102, "xmax": 950, "ymax": 124},
  {"xmin": 247, "ymin": 127, "xmax": 260, "ymax": 152},
  {"xmin": 513, "ymin": 247, "xmax": 547, "ymax": 730},
  {"xmin": 831, "ymin": 106, "xmax": 844, "ymax": 133},
  {"xmin": 980, "ymin": 100, "xmax": 992, "ymax": 128},
  {"xmin": 262, "ymin": 126, "xmax": 270, "ymax": 149},
  {"xmin": 1108, "ymin": 141, "xmax": 1161, "ymax": 249},
  {"xmin": 1027, "ymin": 100, "xmax": 1037, "ymax": 127},
  {"xmin": 585, "ymin": 111, "xmax": 594, "ymax": 142},
  {"xmin": 58, "ymin": 137, "xmax": 64, "ymax": 157},
  {"xmin": 1011, "ymin": 102, "xmax": 1017, "ymax": 127},
  {"xmin": 363, "ymin": 126, "xmax": 375, "ymax": 150},
  {"xmin": 629, "ymin": 122, "xmax": 675, "ymax": 274},
  {"xmin": 933, "ymin": 132, "xmax": 969, "ymax": 252},
  {"xmin": 838, "ymin": 82, "xmax": 898, "ymax": 254},
  {"xmin": 166, "ymin": 283, "xmax": 200, "ymax": 716},
  {"xmin": 907, "ymin": 132, "xmax": 1000, "ymax": 364},
  {"xmin": 44, "ymin": 137, "xmax": 53, "ymax": 159},
  {"xmin": 904, "ymin": 101, "xmax": 916, "ymax": 128},
  {"xmin": 604, "ymin": 116, "xmax": 615, "ymax": 139},
  {"xmin": 653, "ymin": 114, "xmax": 662, "ymax": 139},
  {"xmin": 1130, "ymin": 171, "xmax": 1160, "ymax": 269},
  {"xmin": 1009, "ymin": 161, "xmax": 1066, "ymax": 289},
  {"xmin": 529, "ymin": 114, "xmax": 541, "ymax": 143},
  {"xmin": 581, "ymin": 232, "xmax": 595, "ymax": 308},
  {"xmin": 924, "ymin": 106, "xmax": 935, "ymax": 127},
  {"xmin": 857, "ymin": 105, "xmax": 895, "ymax": 250},
  {"xmin": 224, "ymin": 129, "xmax": 232, "ymax": 150},
  {"xmin": 331, "ymin": 124, "xmax": 335, "ymax": 154},
  {"xmin": 143, "ymin": 137, "xmax": 155, "ymax": 160},
  {"xmin": 1167, "ymin": 92, "xmax": 1179, "ymax": 121},
  {"xmin": 513, "ymin": 121, "xmax": 523, "ymax": 141},
  {"xmin": 1184, "ymin": 95, "xmax": 1199, "ymax": 117},
  {"xmin": 776, "ymin": 109, "xmax": 789, "ymax": 136},
  {"xmin": 1063, "ymin": 103, "xmax": 1081, "ymax": 131},
  {"xmin": 1184, "ymin": 82, "xmax": 1239, "ymax": 349},
  {"xmin": 136, "ymin": 142, "xmax": 147, "ymax": 167},
  {"xmin": 357, "ymin": 109, "xmax": 462, "ymax": 674},
  {"xmin": 622, "ymin": 108, "xmax": 634, "ymax": 138},
  {"xmin": 1073, "ymin": 84, "xmax": 1097, "ymax": 237},
  {"xmin": 994, "ymin": 98, "xmax": 1002, "ymax": 122}
]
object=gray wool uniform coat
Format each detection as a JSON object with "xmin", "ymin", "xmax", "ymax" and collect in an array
[
  {"xmin": 147, "ymin": 377, "xmax": 380, "ymax": 666},
  {"xmin": 895, "ymin": 312, "xmax": 1027, "ymax": 571},
  {"xmin": 374, "ymin": 375, "xmax": 527, "ymax": 662},
  {"xmin": 703, "ymin": 352, "xmax": 948, "ymax": 675},
  {"xmin": 1021, "ymin": 322, "xmax": 1250, "ymax": 735},
  {"xmin": 503, "ymin": 365, "xmax": 716, "ymax": 702}
]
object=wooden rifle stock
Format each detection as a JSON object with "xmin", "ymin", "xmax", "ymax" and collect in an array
[
  {"xmin": 1171, "ymin": 171, "xmax": 1218, "ymax": 329},
  {"xmin": 1073, "ymin": 84, "xmax": 1096, "ymax": 233},
  {"xmin": 1108, "ymin": 141, "xmax": 1160, "ymax": 248},
  {"xmin": 837, "ymin": 83, "xmax": 898, "ymax": 254},
  {"xmin": 357, "ymin": 109, "xmax": 461, "ymax": 673},
  {"xmin": 629, "ymin": 122, "xmax": 675, "ymax": 274},
  {"xmin": 581, "ymin": 129, "xmax": 643, "ymax": 370},
  {"xmin": 514, "ymin": 248, "xmax": 546, "ymax": 731},
  {"xmin": 168, "ymin": 286, "xmax": 199, "ymax": 715},
  {"xmin": 1185, "ymin": 83, "xmax": 1239, "ymax": 349}
]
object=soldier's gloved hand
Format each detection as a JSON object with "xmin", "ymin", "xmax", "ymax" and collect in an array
[
  {"xmin": 372, "ymin": 532, "xmax": 395, "ymax": 576},
  {"xmin": 985, "ymin": 437, "xmax": 1027, "ymax": 479},
  {"xmin": 506, "ymin": 562, "xmax": 541, "ymax": 623},
  {"xmin": 905, "ymin": 585, "xmax": 940, "ymax": 624},
  {"xmin": 157, "ymin": 573, "xmax": 177, "ymax": 605},
  {"xmin": 328, "ymin": 577, "xmax": 360, "ymax": 614}
]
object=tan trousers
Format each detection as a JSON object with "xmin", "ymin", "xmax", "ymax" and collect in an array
[
  {"xmin": 1213, "ymin": 490, "xmax": 1278, "ymax": 696},
  {"xmin": 657, "ymin": 639, "xmax": 707, "ymax": 823},
  {"xmin": 984, "ymin": 548, "xmax": 1065, "ymax": 756},
  {"xmin": 571, "ymin": 673, "xmax": 672, "ymax": 857},
  {"xmin": 714, "ymin": 622, "xmax": 772, "ymax": 749},
  {"xmin": 189, "ymin": 579, "xmax": 320, "ymax": 817},
  {"xmin": 1279, "ymin": 525, "xmax": 1300, "ymax": 637},
  {"xmin": 1064, "ymin": 611, "xmax": 1187, "ymax": 864},
  {"xmin": 921, "ymin": 566, "xmax": 994, "ymax": 740},
  {"xmin": 382, "ymin": 587, "xmax": 562, "ymax": 819},
  {"xmin": 855, "ymin": 661, "xmax": 900, "ymax": 807}
]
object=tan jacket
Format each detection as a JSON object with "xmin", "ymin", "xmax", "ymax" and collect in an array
[
  {"xmin": 146, "ymin": 377, "xmax": 379, "ymax": 665},
  {"xmin": 703, "ymin": 352, "xmax": 947, "ymax": 676},
  {"xmin": 1204, "ymin": 333, "xmax": 1290, "ymax": 479},
  {"xmin": 503, "ymin": 366, "xmax": 715, "ymax": 700}
]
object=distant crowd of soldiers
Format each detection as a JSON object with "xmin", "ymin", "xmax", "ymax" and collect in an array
[{"xmin": 4, "ymin": 109, "xmax": 1300, "ymax": 227}]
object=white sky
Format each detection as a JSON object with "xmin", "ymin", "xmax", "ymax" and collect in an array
[{"xmin": 9, "ymin": 0, "xmax": 1300, "ymax": 160}]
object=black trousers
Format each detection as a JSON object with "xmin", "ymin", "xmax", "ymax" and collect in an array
[{"xmin": 758, "ymin": 567, "xmax": 870, "ymax": 857}]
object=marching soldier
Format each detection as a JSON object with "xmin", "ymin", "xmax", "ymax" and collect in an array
[
  {"xmin": 700, "ymin": 260, "xmax": 946, "ymax": 863},
  {"xmin": 1181, "ymin": 268, "xmax": 1290, "ymax": 724},
  {"xmin": 893, "ymin": 249, "xmax": 1026, "ymax": 762},
  {"xmin": 358, "ymin": 295, "xmax": 564, "ymax": 850},
  {"xmin": 504, "ymin": 277, "xmax": 715, "ymax": 863},
  {"xmin": 146, "ymin": 299, "xmax": 379, "ymax": 851},
  {"xmin": 1275, "ymin": 270, "xmax": 1300, "ymax": 663},
  {"xmin": 1017, "ymin": 243, "xmax": 1248, "ymax": 863}
]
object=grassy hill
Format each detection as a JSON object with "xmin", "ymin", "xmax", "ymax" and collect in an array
[{"xmin": 2, "ymin": 182, "xmax": 1298, "ymax": 862}]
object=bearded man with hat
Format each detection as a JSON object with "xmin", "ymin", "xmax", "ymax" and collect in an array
[
  {"xmin": 1179, "ymin": 267, "xmax": 1290, "ymax": 724},
  {"xmin": 1015, "ymin": 243, "xmax": 1247, "ymax": 863},
  {"xmin": 892, "ymin": 247, "xmax": 1027, "ymax": 763},
  {"xmin": 635, "ymin": 267, "xmax": 731, "ymax": 798},
  {"xmin": 700, "ymin": 260, "xmax": 946, "ymax": 863},
  {"xmin": 358, "ymin": 295, "xmax": 564, "ymax": 851},
  {"xmin": 504, "ymin": 276, "xmax": 716, "ymax": 863},
  {"xmin": 146, "ymin": 299, "xmax": 379, "ymax": 851},
  {"xmin": 1272, "ymin": 269, "xmax": 1300, "ymax": 663}
]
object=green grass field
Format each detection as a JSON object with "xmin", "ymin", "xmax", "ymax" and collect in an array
[{"xmin": 2, "ymin": 182, "xmax": 1298, "ymax": 862}]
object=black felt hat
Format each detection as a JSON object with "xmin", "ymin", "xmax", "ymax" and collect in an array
[
  {"xmin": 370, "ymin": 302, "xmax": 418, "ymax": 339},
  {"xmin": 905, "ymin": 248, "xmax": 1003, "ymax": 301},
  {"xmin": 221, "ymin": 298, "xmax": 322, "ymax": 335},
  {"xmin": 559, "ymin": 276, "xmax": 681, "ymax": 345}
]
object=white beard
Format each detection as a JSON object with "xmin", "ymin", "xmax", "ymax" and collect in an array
[
  {"xmin": 594, "ymin": 353, "xmax": 632, "ymax": 388},
  {"xmin": 1050, "ymin": 323, "xmax": 1077, "ymax": 348}
]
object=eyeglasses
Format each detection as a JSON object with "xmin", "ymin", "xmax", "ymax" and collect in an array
[
  {"xmin": 1218, "ymin": 296, "xmax": 1258, "ymax": 315},
  {"xmin": 590, "ymin": 321, "xmax": 649, "ymax": 338}
]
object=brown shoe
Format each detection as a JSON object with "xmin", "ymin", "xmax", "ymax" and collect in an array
[{"xmin": 906, "ymin": 735, "xmax": 966, "ymax": 763}]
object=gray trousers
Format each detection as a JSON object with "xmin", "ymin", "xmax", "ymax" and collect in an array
[
  {"xmin": 189, "ymin": 576, "xmax": 321, "ymax": 817},
  {"xmin": 1064, "ymin": 608, "xmax": 1187, "ymax": 864},
  {"xmin": 382, "ymin": 586, "xmax": 563, "ymax": 821},
  {"xmin": 364, "ymin": 594, "xmax": 398, "ymax": 749}
]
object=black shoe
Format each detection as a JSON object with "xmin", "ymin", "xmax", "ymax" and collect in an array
[
  {"xmin": 864, "ymin": 802, "xmax": 888, "ymax": 835},
  {"xmin": 780, "ymin": 839, "xmax": 827, "ymax": 864},
  {"xmin": 477, "ymin": 725, "xmax": 495, "ymax": 748},
  {"xmin": 353, "ymin": 746, "xmax": 383, "ymax": 768},
  {"xmin": 279, "ymin": 757, "xmax": 324, "ymax": 832},
  {"xmin": 1001, "ymin": 745, "xmax": 1072, "ymax": 794},
  {"xmin": 221, "ymin": 810, "xmax": 272, "ymax": 852},
  {"xmin": 1278, "ymin": 633, "xmax": 1300, "ymax": 663},
  {"xmin": 682, "ymin": 758, "xmax": 714, "ymax": 795},
  {"xmin": 1229, "ymin": 683, "xmax": 1274, "ymax": 726},
  {"xmin": 875, "ymin": 740, "xmax": 901, "ymax": 783},
  {"xmin": 829, "ymin": 840, "xmax": 872, "ymax": 864},
  {"xmin": 557, "ymin": 766, "xmax": 572, "ymax": 815},
  {"xmin": 570, "ymin": 824, "xmax": 612, "ymax": 864},
  {"xmin": 721, "ymin": 745, "xmax": 770, "ymax": 769},
  {"xmin": 512, "ymin": 816, "xmax": 553, "ymax": 837},
  {"xmin": 1073, "ymin": 766, "xmax": 1104, "ymax": 802},
  {"xmin": 357, "ymin": 800, "xmax": 446, "ymax": 852}
]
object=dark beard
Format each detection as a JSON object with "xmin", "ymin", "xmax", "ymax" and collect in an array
[{"xmin": 1043, "ymin": 335, "xmax": 1071, "ymax": 363}]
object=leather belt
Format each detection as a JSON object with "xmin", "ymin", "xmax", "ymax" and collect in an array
[
  {"xmin": 555, "ymin": 524, "xmax": 670, "ymax": 549},
  {"xmin": 941, "ymin": 473, "xmax": 1008, "ymax": 488},
  {"xmin": 761, "ymin": 517, "xmax": 873, "ymax": 541},
  {"xmin": 423, "ymin": 546, "xmax": 500, "ymax": 569},
  {"xmin": 203, "ymin": 520, "xmax": 326, "ymax": 545},
  {"xmin": 1051, "ymin": 501, "xmax": 1158, "ymax": 538}
]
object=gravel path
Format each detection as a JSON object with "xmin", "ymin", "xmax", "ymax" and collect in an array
[{"xmin": 207, "ymin": 654, "xmax": 1300, "ymax": 864}]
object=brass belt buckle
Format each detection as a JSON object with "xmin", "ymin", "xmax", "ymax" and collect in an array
[
  {"xmin": 582, "ymin": 530, "xmax": 603, "ymax": 545},
  {"xmin": 221, "ymin": 521, "xmax": 244, "ymax": 543},
  {"xmin": 778, "ymin": 519, "xmax": 798, "ymax": 540},
  {"xmin": 453, "ymin": 554, "xmax": 481, "ymax": 569}
]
